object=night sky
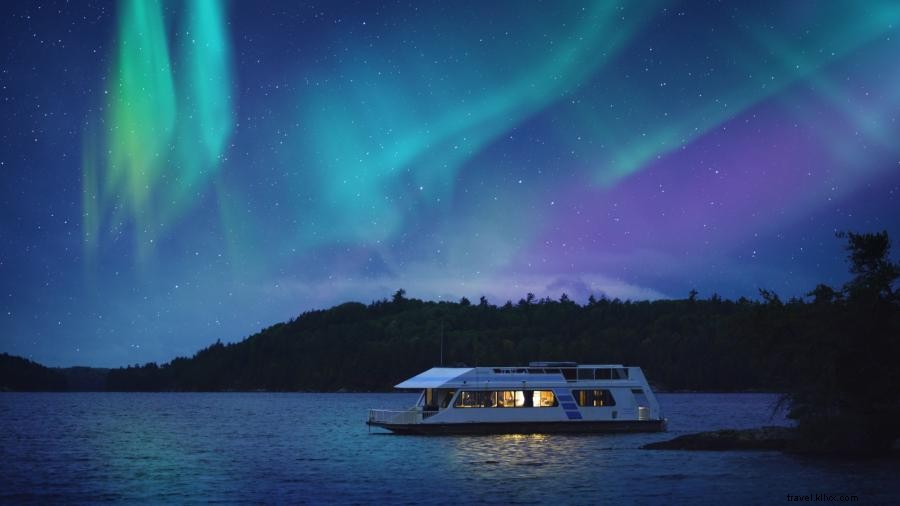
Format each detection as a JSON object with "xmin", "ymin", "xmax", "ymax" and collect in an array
[{"xmin": 2, "ymin": 0, "xmax": 899, "ymax": 367}]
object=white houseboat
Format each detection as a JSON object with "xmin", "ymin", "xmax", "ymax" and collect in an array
[{"xmin": 367, "ymin": 362, "xmax": 666, "ymax": 434}]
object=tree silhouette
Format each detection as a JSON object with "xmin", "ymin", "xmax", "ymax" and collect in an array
[
  {"xmin": 780, "ymin": 230, "xmax": 900, "ymax": 455},
  {"xmin": 839, "ymin": 231, "xmax": 898, "ymax": 301}
]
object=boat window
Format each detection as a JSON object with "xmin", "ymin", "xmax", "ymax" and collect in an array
[
  {"xmin": 454, "ymin": 390, "xmax": 558, "ymax": 408},
  {"xmin": 572, "ymin": 389, "xmax": 616, "ymax": 407},
  {"xmin": 562, "ymin": 368, "xmax": 577, "ymax": 381},
  {"xmin": 595, "ymin": 368, "xmax": 612, "ymax": 380},
  {"xmin": 614, "ymin": 368, "xmax": 629, "ymax": 379},
  {"xmin": 535, "ymin": 390, "xmax": 557, "ymax": 407},
  {"xmin": 491, "ymin": 368, "xmax": 536, "ymax": 375},
  {"xmin": 498, "ymin": 391, "xmax": 522, "ymax": 407},
  {"xmin": 455, "ymin": 391, "xmax": 494, "ymax": 408},
  {"xmin": 577, "ymin": 368, "xmax": 593, "ymax": 380}
]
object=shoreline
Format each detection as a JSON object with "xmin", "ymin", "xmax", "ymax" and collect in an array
[{"xmin": 643, "ymin": 427, "xmax": 900, "ymax": 458}]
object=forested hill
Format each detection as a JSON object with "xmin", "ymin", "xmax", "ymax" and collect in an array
[
  {"xmin": 105, "ymin": 291, "xmax": 797, "ymax": 392},
  {"xmin": 0, "ymin": 353, "xmax": 67, "ymax": 391}
]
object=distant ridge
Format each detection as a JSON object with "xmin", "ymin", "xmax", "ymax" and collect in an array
[
  {"xmin": 3, "ymin": 292, "xmax": 786, "ymax": 393},
  {"xmin": 0, "ymin": 352, "xmax": 67, "ymax": 391},
  {"xmin": 104, "ymin": 291, "xmax": 785, "ymax": 393}
]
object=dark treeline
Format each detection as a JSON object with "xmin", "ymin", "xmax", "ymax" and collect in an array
[
  {"xmin": 106, "ymin": 292, "xmax": 784, "ymax": 393},
  {"xmin": 58, "ymin": 367, "xmax": 110, "ymax": 391},
  {"xmin": 0, "ymin": 353, "xmax": 67, "ymax": 391},
  {"xmin": 0, "ymin": 355, "xmax": 108, "ymax": 392}
]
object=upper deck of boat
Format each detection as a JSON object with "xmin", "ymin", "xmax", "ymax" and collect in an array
[{"xmin": 395, "ymin": 362, "xmax": 651, "ymax": 390}]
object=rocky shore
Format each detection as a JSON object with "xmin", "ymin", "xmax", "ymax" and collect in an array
[{"xmin": 643, "ymin": 426, "xmax": 795, "ymax": 451}]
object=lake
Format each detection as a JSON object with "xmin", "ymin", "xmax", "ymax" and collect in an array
[{"xmin": 1, "ymin": 393, "xmax": 898, "ymax": 504}]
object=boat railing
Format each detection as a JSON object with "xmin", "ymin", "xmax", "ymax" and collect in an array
[{"xmin": 368, "ymin": 409, "xmax": 438, "ymax": 425}]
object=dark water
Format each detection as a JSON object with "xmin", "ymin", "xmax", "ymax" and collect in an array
[{"xmin": 1, "ymin": 393, "xmax": 898, "ymax": 504}]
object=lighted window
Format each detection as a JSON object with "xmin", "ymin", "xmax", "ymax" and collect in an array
[
  {"xmin": 454, "ymin": 390, "xmax": 558, "ymax": 408},
  {"xmin": 497, "ymin": 391, "xmax": 521, "ymax": 407},
  {"xmin": 572, "ymin": 389, "xmax": 616, "ymax": 407},
  {"xmin": 454, "ymin": 391, "xmax": 495, "ymax": 408},
  {"xmin": 534, "ymin": 390, "xmax": 558, "ymax": 407}
]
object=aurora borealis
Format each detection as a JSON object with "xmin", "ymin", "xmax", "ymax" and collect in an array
[{"xmin": 2, "ymin": 0, "xmax": 899, "ymax": 366}]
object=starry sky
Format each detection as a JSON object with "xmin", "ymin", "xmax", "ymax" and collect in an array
[{"xmin": 2, "ymin": 0, "xmax": 899, "ymax": 367}]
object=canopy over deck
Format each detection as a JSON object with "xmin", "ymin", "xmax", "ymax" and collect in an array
[{"xmin": 394, "ymin": 367, "xmax": 474, "ymax": 389}]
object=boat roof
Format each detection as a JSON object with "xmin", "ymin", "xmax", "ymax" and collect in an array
[{"xmin": 394, "ymin": 367, "xmax": 474, "ymax": 388}]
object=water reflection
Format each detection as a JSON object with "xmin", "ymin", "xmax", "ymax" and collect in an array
[{"xmin": 447, "ymin": 433, "xmax": 605, "ymax": 479}]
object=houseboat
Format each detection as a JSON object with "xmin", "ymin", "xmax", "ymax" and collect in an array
[{"xmin": 367, "ymin": 362, "xmax": 666, "ymax": 434}]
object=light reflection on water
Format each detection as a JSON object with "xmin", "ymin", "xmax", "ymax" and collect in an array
[
  {"xmin": 449, "ymin": 433, "xmax": 564, "ymax": 477},
  {"xmin": 1, "ymin": 393, "xmax": 898, "ymax": 504}
]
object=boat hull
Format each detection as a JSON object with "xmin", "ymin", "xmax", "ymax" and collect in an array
[{"xmin": 367, "ymin": 419, "xmax": 667, "ymax": 435}]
